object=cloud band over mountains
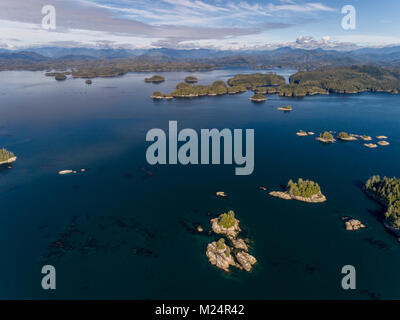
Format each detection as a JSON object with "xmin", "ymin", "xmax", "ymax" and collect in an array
[{"xmin": 0, "ymin": 0, "xmax": 399, "ymax": 50}]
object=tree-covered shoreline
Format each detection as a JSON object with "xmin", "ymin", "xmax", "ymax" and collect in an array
[
  {"xmin": 0, "ymin": 148, "xmax": 16, "ymax": 164},
  {"xmin": 365, "ymin": 176, "xmax": 400, "ymax": 229},
  {"xmin": 269, "ymin": 178, "xmax": 326, "ymax": 203},
  {"xmin": 150, "ymin": 66, "xmax": 400, "ymax": 100}
]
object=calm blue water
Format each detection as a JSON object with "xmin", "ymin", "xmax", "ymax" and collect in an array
[{"xmin": 1, "ymin": 68, "xmax": 400, "ymax": 299}]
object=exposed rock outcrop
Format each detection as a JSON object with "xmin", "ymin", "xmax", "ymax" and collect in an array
[
  {"xmin": 206, "ymin": 211, "xmax": 257, "ymax": 273},
  {"xmin": 236, "ymin": 251, "xmax": 257, "ymax": 272},
  {"xmin": 344, "ymin": 218, "xmax": 366, "ymax": 231},
  {"xmin": 211, "ymin": 215, "xmax": 241, "ymax": 239},
  {"xmin": 231, "ymin": 238, "xmax": 248, "ymax": 251},
  {"xmin": 269, "ymin": 191, "xmax": 327, "ymax": 203},
  {"xmin": 206, "ymin": 241, "xmax": 237, "ymax": 272}
]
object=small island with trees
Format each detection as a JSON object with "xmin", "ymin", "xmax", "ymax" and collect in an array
[
  {"xmin": 0, "ymin": 148, "xmax": 17, "ymax": 165},
  {"xmin": 269, "ymin": 178, "xmax": 327, "ymax": 203},
  {"xmin": 149, "ymin": 72, "xmax": 283, "ymax": 100},
  {"xmin": 249, "ymin": 93, "xmax": 267, "ymax": 102},
  {"xmin": 227, "ymin": 72, "xmax": 286, "ymax": 88},
  {"xmin": 144, "ymin": 75, "xmax": 165, "ymax": 83},
  {"xmin": 168, "ymin": 80, "xmax": 231, "ymax": 97},
  {"xmin": 184, "ymin": 76, "xmax": 198, "ymax": 83},
  {"xmin": 277, "ymin": 105, "xmax": 293, "ymax": 111},
  {"xmin": 150, "ymin": 91, "xmax": 173, "ymax": 99},
  {"xmin": 146, "ymin": 66, "xmax": 400, "ymax": 101},
  {"xmin": 206, "ymin": 210, "xmax": 257, "ymax": 272},
  {"xmin": 365, "ymin": 175, "xmax": 400, "ymax": 236},
  {"xmin": 55, "ymin": 73, "xmax": 67, "ymax": 81},
  {"xmin": 317, "ymin": 131, "xmax": 336, "ymax": 143},
  {"xmin": 337, "ymin": 131, "xmax": 357, "ymax": 141}
]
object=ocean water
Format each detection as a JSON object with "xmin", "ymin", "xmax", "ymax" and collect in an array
[{"xmin": 1, "ymin": 68, "xmax": 400, "ymax": 299}]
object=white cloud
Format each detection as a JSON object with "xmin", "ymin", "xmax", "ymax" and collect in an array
[
  {"xmin": 80, "ymin": 0, "xmax": 335, "ymax": 27},
  {"xmin": 266, "ymin": 2, "xmax": 335, "ymax": 13},
  {"xmin": 0, "ymin": 19, "xmax": 158, "ymax": 49},
  {"xmin": 8, "ymin": 0, "xmax": 397, "ymax": 51},
  {"xmin": 334, "ymin": 34, "xmax": 400, "ymax": 46}
]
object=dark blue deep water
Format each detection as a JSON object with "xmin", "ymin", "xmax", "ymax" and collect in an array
[{"xmin": 1, "ymin": 68, "xmax": 400, "ymax": 299}]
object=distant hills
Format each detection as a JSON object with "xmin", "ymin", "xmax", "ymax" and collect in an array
[
  {"xmin": 0, "ymin": 51, "xmax": 48, "ymax": 61},
  {"xmin": 4, "ymin": 45, "xmax": 400, "ymax": 59},
  {"xmin": 1, "ymin": 46, "xmax": 400, "ymax": 71}
]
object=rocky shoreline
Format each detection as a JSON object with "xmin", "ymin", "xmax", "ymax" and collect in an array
[
  {"xmin": 338, "ymin": 136, "xmax": 358, "ymax": 141},
  {"xmin": 249, "ymin": 97, "xmax": 267, "ymax": 102},
  {"xmin": 364, "ymin": 143, "xmax": 378, "ymax": 148},
  {"xmin": 0, "ymin": 156, "xmax": 17, "ymax": 165},
  {"xmin": 316, "ymin": 136, "xmax": 336, "ymax": 143},
  {"xmin": 342, "ymin": 217, "xmax": 366, "ymax": 231},
  {"xmin": 277, "ymin": 105, "xmax": 292, "ymax": 111},
  {"xmin": 365, "ymin": 182, "xmax": 400, "ymax": 240},
  {"xmin": 269, "ymin": 191, "xmax": 327, "ymax": 203},
  {"xmin": 206, "ymin": 211, "xmax": 257, "ymax": 272}
]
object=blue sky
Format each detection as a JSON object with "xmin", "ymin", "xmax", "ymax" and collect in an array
[{"xmin": 0, "ymin": 0, "xmax": 399, "ymax": 50}]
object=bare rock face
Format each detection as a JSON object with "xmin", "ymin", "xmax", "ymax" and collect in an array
[
  {"xmin": 231, "ymin": 238, "xmax": 248, "ymax": 251},
  {"xmin": 211, "ymin": 217, "xmax": 241, "ymax": 239},
  {"xmin": 345, "ymin": 219, "xmax": 366, "ymax": 231},
  {"xmin": 206, "ymin": 241, "xmax": 238, "ymax": 272},
  {"xmin": 269, "ymin": 191, "xmax": 327, "ymax": 203},
  {"xmin": 269, "ymin": 191, "xmax": 292, "ymax": 200},
  {"xmin": 236, "ymin": 252, "xmax": 257, "ymax": 272}
]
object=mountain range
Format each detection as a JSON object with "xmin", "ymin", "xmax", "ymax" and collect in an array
[{"xmin": 1, "ymin": 46, "xmax": 400, "ymax": 71}]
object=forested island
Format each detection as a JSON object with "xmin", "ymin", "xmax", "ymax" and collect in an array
[
  {"xmin": 365, "ymin": 176, "xmax": 400, "ymax": 233},
  {"xmin": 256, "ymin": 66, "xmax": 400, "ymax": 96},
  {"xmin": 72, "ymin": 61, "xmax": 215, "ymax": 78},
  {"xmin": 145, "ymin": 75, "xmax": 165, "ymax": 83},
  {"xmin": 249, "ymin": 93, "xmax": 267, "ymax": 102},
  {"xmin": 227, "ymin": 73, "xmax": 286, "ymax": 88},
  {"xmin": 152, "ymin": 79, "xmax": 247, "ymax": 99},
  {"xmin": 150, "ymin": 91, "xmax": 173, "ymax": 99},
  {"xmin": 151, "ymin": 65, "xmax": 400, "ymax": 101},
  {"xmin": 184, "ymin": 76, "xmax": 198, "ymax": 83},
  {"xmin": 277, "ymin": 105, "xmax": 293, "ymax": 111},
  {"xmin": 288, "ymin": 65, "xmax": 400, "ymax": 95},
  {"xmin": 151, "ymin": 73, "xmax": 277, "ymax": 99},
  {"xmin": 337, "ymin": 132, "xmax": 357, "ymax": 141},
  {"xmin": 55, "ymin": 73, "xmax": 67, "ymax": 81},
  {"xmin": 270, "ymin": 178, "xmax": 326, "ymax": 203},
  {"xmin": 2, "ymin": 49, "xmax": 400, "ymax": 100},
  {"xmin": 317, "ymin": 131, "xmax": 336, "ymax": 143},
  {"xmin": 227, "ymin": 66, "xmax": 400, "ymax": 97},
  {"xmin": 36, "ymin": 60, "xmax": 216, "ymax": 79},
  {"xmin": 0, "ymin": 148, "xmax": 17, "ymax": 165}
]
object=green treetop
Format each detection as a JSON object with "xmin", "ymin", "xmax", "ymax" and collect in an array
[
  {"xmin": 145, "ymin": 75, "xmax": 165, "ymax": 83},
  {"xmin": 217, "ymin": 210, "xmax": 236, "ymax": 229},
  {"xmin": 320, "ymin": 131, "xmax": 334, "ymax": 141},
  {"xmin": 337, "ymin": 132, "xmax": 350, "ymax": 139},
  {"xmin": 287, "ymin": 178, "xmax": 321, "ymax": 198},
  {"xmin": 216, "ymin": 238, "xmax": 226, "ymax": 250},
  {"xmin": 185, "ymin": 76, "xmax": 198, "ymax": 83},
  {"xmin": 0, "ymin": 148, "xmax": 15, "ymax": 162},
  {"xmin": 250, "ymin": 93, "xmax": 267, "ymax": 101},
  {"xmin": 152, "ymin": 91, "xmax": 165, "ymax": 97}
]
